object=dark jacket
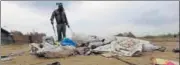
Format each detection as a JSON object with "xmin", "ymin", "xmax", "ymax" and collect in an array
[{"xmin": 50, "ymin": 9, "xmax": 69, "ymax": 25}]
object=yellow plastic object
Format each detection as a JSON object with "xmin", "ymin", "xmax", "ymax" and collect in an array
[
  {"xmin": 155, "ymin": 58, "xmax": 167, "ymax": 64},
  {"xmin": 54, "ymin": 41, "xmax": 60, "ymax": 46},
  {"xmin": 152, "ymin": 58, "xmax": 175, "ymax": 65}
]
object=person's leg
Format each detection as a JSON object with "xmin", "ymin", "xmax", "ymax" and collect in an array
[
  {"xmin": 57, "ymin": 24, "xmax": 62, "ymax": 41},
  {"xmin": 62, "ymin": 24, "xmax": 66, "ymax": 39}
]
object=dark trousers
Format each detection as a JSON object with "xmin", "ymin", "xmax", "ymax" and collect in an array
[{"xmin": 56, "ymin": 24, "xmax": 66, "ymax": 41}]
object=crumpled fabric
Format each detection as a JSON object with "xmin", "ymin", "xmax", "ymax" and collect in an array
[
  {"xmin": 75, "ymin": 47, "xmax": 90, "ymax": 55},
  {"xmin": 71, "ymin": 33, "xmax": 104, "ymax": 47},
  {"xmin": 42, "ymin": 48, "xmax": 76, "ymax": 58},
  {"xmin": 30, "ymin": 34, "xmax": 163, "ymax": 57},
  {"xmin": 71, "ymin": 34, "xmax": 161, "ymax": 56},
  {"xmin": 102, "ymin": 36, "xmax": 117, "ymax": 44},
  {"xmin": 42, "ymin": 46, "xmax": 76, "ymax": 58},
  {"xmin": 92, "ymin": 37, "xmax": 157, "ymax": 56},
  {"xmin": 42, "ymin": 36, "xmax": 55, "ymax": 45},
  {"xmin": 30, "ymin": 43, "xmax": 58, "ymax": 54},
  {"xmin": 30, "ymin": 42, "xmax": 76, "ymax": 58},
  {"xmin": 142, "ymin": 42, "xmax": 160, "ymax": 52},
  {"xmin": 88, "ymin": 42, "xmax": 104, "ymax": 49}
]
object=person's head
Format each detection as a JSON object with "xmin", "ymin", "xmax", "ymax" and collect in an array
[{"xmin": 56, "ymin": 3, "xmax": 64, "ymax": 12}]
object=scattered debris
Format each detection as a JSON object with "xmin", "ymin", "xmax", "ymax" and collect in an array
[
  {"xmin": 29, "ymin": 34, "xmax": 167, "ymax": 60},
  {"xmin": 75, "ymin": 47, "xmax": 90, "ymax": 55},
  {"xmin": 0, "ymin": 56, "xmax": 13, "ymax": 61},
  {"xmin": 173, "ymin": 49, "xmax": 180, "ymax": 53},
  {"xmin": 47, "ymin": 61, "xmax": 61, "ymax": 65}
]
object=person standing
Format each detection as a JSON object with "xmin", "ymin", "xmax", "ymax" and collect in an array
[{"xmin": 50, "ymin": 3, "xmax": 70, "ymax": 41}]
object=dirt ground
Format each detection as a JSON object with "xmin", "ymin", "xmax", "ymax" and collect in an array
[{"xmin": 0, "ymin": 41, "xmax": 179, "ymax": 65}]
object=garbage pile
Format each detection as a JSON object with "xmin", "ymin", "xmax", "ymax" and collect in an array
[{"xmin": 29, "ymin": 33, "xmax": 166, "ymax": 58}]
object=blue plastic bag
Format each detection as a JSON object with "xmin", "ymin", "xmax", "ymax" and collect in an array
[{"xmin": 61, "ymin": 38, "xmax": 76, "ymax": 47}]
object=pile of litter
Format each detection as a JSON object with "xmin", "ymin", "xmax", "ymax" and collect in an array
[{"xmin": 30, "ymin": 33, "xmax": 167, "ymax": 58}]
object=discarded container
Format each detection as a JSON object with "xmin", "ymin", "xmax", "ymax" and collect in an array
[{"xmin": 61, "ymin": 38, "xmax": 76, "ymax": 47}]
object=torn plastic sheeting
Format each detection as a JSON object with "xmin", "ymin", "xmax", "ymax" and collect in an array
[
  {"xmin": 76, "ymin": 47, "xmax": 90, "ymax": 55},
  {"xmin": 88, "ymin": 42, "xmax": 104, "ymax": 48},
  {"xmin": 31, "ymin": 43, "xmax": 76, "ymax": 58},
  {"xmin": 61, "ymin": 38, "xmax": 76, "ymax": 47},
  {"xmin": 115, "ymin": 37, "xmax": 143, "ymax": 56},
  {"xmin": 71, "ymin": 33, "xmax": 92, "ymax": 43},
  {"xmin": 102, "ymin": 36, "xmax": 116, "ymax": 44},
  {"xmin": 93, "ymin": 37, "xmax": 144, "ymax": 56},
  {"xmin": 30, "ymin": 43, "xmax": 58, "ymax": 54},
  {"xmin": 42, "ymin": 36, "xmax": 55, "ymax": 45},
  {"xmin": 36, "ymin": 44, "xmax": 61, "ymax": 53},
  {"xmin": 71, "ymin": 34, "xmax": 104, "ymax": 46},
  {"xmin": 142, "ymin": 42, "xmax": 160, "ymax": 52},
  {"xmin": 41, "ymin": 46, "xmax": 76, "ymax": 58},
  {"xmin": 93, "ymin": 41, "xmax": 116, "ymax": 53}
]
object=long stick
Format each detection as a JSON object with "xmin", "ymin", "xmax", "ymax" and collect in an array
[
  {"xmin": 52, "ymin": 24, "xmax": 56, "ymax": 37},
  {"xmin": 69, "ymin": 27, "xmax": 75, "ymax": 36}
]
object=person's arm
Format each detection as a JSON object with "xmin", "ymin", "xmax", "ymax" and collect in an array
[
  {"xmin": 63, "ymin": 11, "xmax": 70, "ymax": 27},
  {"xmin": 50, "ymin": 11, "xmax": 55, "ymax": 24}
]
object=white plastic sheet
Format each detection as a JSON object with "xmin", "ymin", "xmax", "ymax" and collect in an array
[
  {"xmin": 71, "ymin": 33, "xmax": 103, "ymax": 46},
  {"xmin": 30, "ymin": 34, "xmax": 162, "ymax": 57},
  {"xmin": 93, "ymin": 37, "xmax": 158, "ymax": 56},
  {"xmin": 88, "ymin": 42, "xmax": 104, "ymax": 48},
  {"xmin": 30, "ymin": 42, "xmax": 76, "ymax": 58},
  {"xmin": 42, "ymin": 36, "xmax": 55, "ymax": 45}
]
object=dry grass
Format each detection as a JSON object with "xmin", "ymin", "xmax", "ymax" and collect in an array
[{"xmin": 0, "ymin": 39, "xmax": 179, "ymax": 65}]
